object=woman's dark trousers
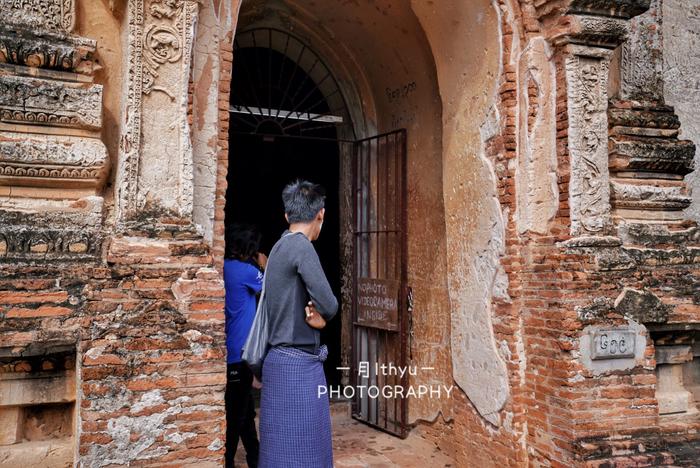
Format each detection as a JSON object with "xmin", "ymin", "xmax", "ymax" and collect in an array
[{"xmin": 225, "ymin": 363, "xmax": 259, "ymax": 468}]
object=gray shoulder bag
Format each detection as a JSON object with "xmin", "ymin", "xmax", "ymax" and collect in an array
[{"xmin": 241, "ymin": 271, "xmax": 268, "ymax": 378}]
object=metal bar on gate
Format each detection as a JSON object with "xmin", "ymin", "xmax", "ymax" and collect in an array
[
  {"xmin": 353, "ymin": 129, "xmax": 407, "ymax": 143},
  {"xmin": 353, "ymin": 229, "xmax": 400, "ymax": 235},
  {"xmin": 392, "ymin": 131, "xmax": 401, "ymax": 435},
  {"xmin": 351, "ymin": 137, "xmax": 359, "ymax": 417},
  {"xmin": 399, "ymin": 130, "xmax": 408, "ymax": 437}
]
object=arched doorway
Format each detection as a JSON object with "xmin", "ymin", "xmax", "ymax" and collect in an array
[
  {"xmin": 225, "ymin": 26, "xmax": 410, "ymax": 436},
  {"xmin": 225, "ymin": 28, "xmax": 350, "ymax": 387},
  {"xmin": 190, "ymin": 0, "xmax": 509, "ymax": 462}
]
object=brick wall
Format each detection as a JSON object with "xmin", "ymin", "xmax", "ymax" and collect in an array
[
  {"xmin": 212, "ymin": 30, "xmax": 234, "ymax": 274},
  {"xmin": 2, "ymin": 1, "xmax": 698, "ymax": 467},
  {"xmin": 0, "ymin": 231, "xmax": 227, "ymax": 466},
  {"xmin": 415, "ymin": 1, "xmax": 700, "ymax": 466}
]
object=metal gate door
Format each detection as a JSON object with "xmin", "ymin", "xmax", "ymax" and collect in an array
[{"xmin": 351, "ymin": 129, "xmax": 409, "ymax": 437}]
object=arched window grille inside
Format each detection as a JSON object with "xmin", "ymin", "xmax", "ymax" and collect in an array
[{"xmin": 230, "ymin": 28, "xmax": 353, "ymax": 138}]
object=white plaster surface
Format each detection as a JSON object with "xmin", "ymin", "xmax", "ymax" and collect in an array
[
  {"xmin": 516, "ymin": 37, "xmax": 558, "ymax": 235},
  {"xmin": 191, "ymin": 1, "xmax": 222, "ymax": 243},
  {"xmin": 412, "ymin": 0, "xmax": 510, "ymax": 425}
]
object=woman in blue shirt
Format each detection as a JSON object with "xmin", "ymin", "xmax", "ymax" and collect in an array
[{"xmin": 224, "ymin": 224, "xmax": 266, "ymax": 468}]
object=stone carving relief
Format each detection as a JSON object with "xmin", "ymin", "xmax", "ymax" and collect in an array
[
  {"xmin": 0, "ymin": 197, "xmax": 103, "ymax": 261},
  {"xmin": 609, "ymin": 0, "xmax": 697, "ymax": 224},
  {"xmin": 566, "ymin": 49, "xmax": 612, "ymax": 235},
  {"xmin": 0, "ymin": 132, "xmax": 108, "ymax": 188},
  {"xmin": 0, "ymin": 29, "xmax": 97, "ymax": 74},
  {"xmin": 0, "ymin": 75, "xmax": 102, "ymax": 130},
  {"xmin": 1, "ymin": 0, "xmax": 75, "ymax": 32},
  {"xmin": 117, "ymin": 0, "xmax": 199, "ymax": 226}
]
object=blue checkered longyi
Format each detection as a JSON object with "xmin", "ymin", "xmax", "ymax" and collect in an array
[{"xmin": 258, "ymin": 344, "xmax": 332, "ymax": 468}]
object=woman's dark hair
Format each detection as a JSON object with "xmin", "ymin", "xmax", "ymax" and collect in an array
[{"xmin": 225, "ymin": 224, "xmax": 261, "ymax": 261}]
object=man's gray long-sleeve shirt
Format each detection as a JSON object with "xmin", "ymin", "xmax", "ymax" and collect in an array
[{"xmin": 264, "ymin": 230, "xmax": 338, "ymax": 354}]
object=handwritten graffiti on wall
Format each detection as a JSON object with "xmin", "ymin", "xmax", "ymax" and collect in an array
[{"xmin": 386, "ymin": 81, "xmax": 417, "ymax": 103}]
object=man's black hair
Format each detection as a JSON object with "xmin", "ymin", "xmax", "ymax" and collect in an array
[
  {"xmin": 282, "ymin": 179, "xmax": 326, "ymax": 223},
  {"xmin": 224, "ymin": 223, "xmax": 261, "ymax": 261}
]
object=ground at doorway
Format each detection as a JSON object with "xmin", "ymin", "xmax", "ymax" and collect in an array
[
  {"xmin": 235, "ymin": 402, "xmax": 454, "ymax": 467},
  {"xmin": 331, "ymin": 407, "xmax": 454, "ymax": 467}
]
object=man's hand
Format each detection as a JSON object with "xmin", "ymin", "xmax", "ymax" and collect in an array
[
  {"xmin": 305, "ymin": 301, "xmax": 326, "ymax": 329},
  {"xmin": 256, "ymin": 252, "xmax": 268, "ymax": 270}
]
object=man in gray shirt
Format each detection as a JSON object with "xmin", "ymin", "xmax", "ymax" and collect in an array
[
  {"xmin": 258, "ymin": 179, "xmax": 338, "ymax": 468},
  {"xmin": 264, "ymin": 181, "xmax": 338, "ymax": 352}
]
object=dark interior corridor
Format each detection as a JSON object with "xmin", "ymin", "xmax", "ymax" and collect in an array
[{"xmin": 225, "ymin": 132, "xmax": 343, "ymax": 386}]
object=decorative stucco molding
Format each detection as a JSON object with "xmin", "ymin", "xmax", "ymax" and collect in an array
[
  {"xmin": 534, "ymin": 0, "xmax": 651, "ymax": 23},
  {"xmin": 565, "ymin": 47, "xmax": 613, "ymax": 235},
  {"xmin": 0, "ymin": 29, "xmax": 97, "ymax": 74},
  {"xmin": 1, "ymin": 0, "xmax": 76, "ymax": 33},
  {"xmin": 537, "ymin": 0, "xmax": 695, "ymax": 230},
  {"xmin": 537, "ymin": 1, "xmax": 652, "ymax": 236},
  {"xmin": 0, "ymin": 0, "xmax": 96, "ymax": 74},
  {"xmin": 0, "ymin": 0, "xmax": 109, "ymax": 262},
  {"xmin": 0, "ymin": 74, "xmax": 102, "ymax": 130},
  {"xmin": 0, "ymin": 196, "xmax": 103, "ymax": 262},
  {"xmin": 117, "ymin": 0, "xmax": 199, "ymax": 228},
  {"xmin": 0, "ymin": 132, "xmax": 108, "ymax": 189},
  {"xmin": 608, "ymin": 2, "xmax": 697, "ymax": 223}
]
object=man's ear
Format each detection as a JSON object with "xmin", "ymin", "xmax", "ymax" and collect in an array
[
  {"xmin": 285, "ymin": 213, "xmax": 289, "ymax": 223},
  {"xmin": 317, "ymin": 208, "xmax": 325, "ymax": 221}
]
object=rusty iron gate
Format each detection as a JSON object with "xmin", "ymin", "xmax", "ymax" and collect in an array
[{"xmin": 351, "ymin": 129, "xmax": 409, "ymax": 437}]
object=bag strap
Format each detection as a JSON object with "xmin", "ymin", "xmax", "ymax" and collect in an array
[
  {"xmin": 258, "ymin": 269, "xmax": 267, "ymax": 302},
  {"xmin": 260, "ymin": 230, "xmax": 301, "ymax": 300}
]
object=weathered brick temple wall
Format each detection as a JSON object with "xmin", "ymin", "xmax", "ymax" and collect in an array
[
  {"xmin": 434, "ymin": 1, "xmax": 700, "ymax": 466},
  {"xmin": 0, "ymin": 1, "xmax": 227, "ymax": 466},
  {"xmin": 0, "ymin": 1, "xmax": 698, "ymax": 467}
]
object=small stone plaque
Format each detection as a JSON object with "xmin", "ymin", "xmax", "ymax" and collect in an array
[{"xmin": 591, "ymin": 328, "xmax": 636, "ymax": 360}]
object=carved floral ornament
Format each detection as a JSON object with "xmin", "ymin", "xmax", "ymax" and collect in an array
[
  {"xmin": 566, "ymin": 51, "xmax": 612, "ymax": 236},
  {"xmin": 143, "ymin": 24, "xmax": 182, "ymax": 97},
  {"xmin": 1, "ymin": 0, "xmax": 75, "ymax": 32},
  {"xmin": 142, "ymin": 0, "xmax": 195, "ymax": 98},
  {"xmin": 0, "ymin": 76, "xmax": 102, "ymax": 130},
  {"xmin": 0, "ymin": 164, "xmax": 102, "ymax": 182},
  {"xmin": 578, "ymin": 62, "xmax": 606, "ymax": 224},
  {"xmin": 0, "ymin": 229, "xmax": 98, "ymax": 258},
  {"xmin": 146, "ymin": 25, "xmax": 182, "ymax": 64}
]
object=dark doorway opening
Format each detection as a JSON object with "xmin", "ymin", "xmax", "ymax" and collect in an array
[
  {"xmin": 225, "ymin": 29, "xmax": 351, "ymax": 387},
  {"xmin": 225, "ymin": 132, "xmax": 342, "ymax": 386}
]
